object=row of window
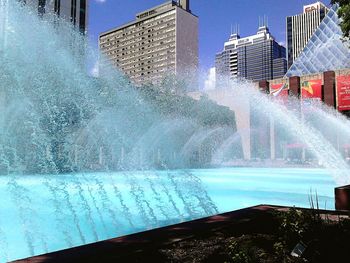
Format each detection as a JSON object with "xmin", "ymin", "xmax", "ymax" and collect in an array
[
  {"xmin": 100, "ymin": 11, "xmax": 176, "ymax": 44},
  {"xmin": 100, "ymin": 21, "xmax": 176, "ymax": 48},
  {"xmin": 122, "ymin": 55, "xmax": 175, "ymax": 72},
  {"xmin": 120, "ymin": 59, "xmax": 175, "ymax": 75},
  {"xmin": 101, "ymin": 31, "xmax": 175, "ymax": 54},
  {"xmin": 129, "ymin": 64, "xmax": 175, "ymax": 80},
  {"xmin": 103, "ymin": 45, "xmax": 175, "ymax": 69},
  {"xmin": 102, "ymin": 42, "xmax": 176, "ymax": 67},
  {"xmin": 103, "ymin": 39, "xmax": 175, "ymax": 59}
]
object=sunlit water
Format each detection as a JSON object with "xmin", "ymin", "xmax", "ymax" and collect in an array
[{"xmin": 0, "ymin": 167, "xmax": 335, "ymax": 262}]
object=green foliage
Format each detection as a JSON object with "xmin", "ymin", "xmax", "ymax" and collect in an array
[
  {"xmin": 222, "ymin": 209, "xmax": 350, "ymax": 263},
  {"xmin": 192, "ymin": 95, "xmax": 237, "ymax": 128},
  {"xmin": 331, "ymin": 0, "xmax": 350, "ymax": 37},
  {"xmin": 275, "ymin": 206, "xmax": 324, "ymax": 252},
  {"xmin": 277, "ymin": 208, "xmax": 312, "ymax": 245},
  {"xmin": 138, "ymin": 84, "xmax": 237, "ymax": 129},
  {"xmin": 273, "ymin": 241, "xmax": 286, "ymax": 259},
  {"xmin": 227, "ymin": 241, "xmax": 252, "ymax": 263},
  {"xmin": 226, "ymin": 237, "xmax": 272, "ymax": 263}
]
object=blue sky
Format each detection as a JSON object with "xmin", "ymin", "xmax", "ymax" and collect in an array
[{"xmin": 89, "ymin": 0, "xmax": 331, "ymax": 74}]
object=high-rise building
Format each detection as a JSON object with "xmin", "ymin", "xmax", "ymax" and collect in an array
[
  {"xmin": 215, "ymin": 33, "xmax": 239, "ymax": 84},
  {"xmin": 286, "ymin": 1, "xmax": 328, "ymax": 68},
  {"xmin": 20, "ymin": 0, "xmax": 89, "ymax": 34},
  {"xmin": 99, "ymin": 0, "xmax": 198, "ymax": 86},
  {"xmin": 215, "ymin": 26, "xmax": 287, "ymax": 84}
]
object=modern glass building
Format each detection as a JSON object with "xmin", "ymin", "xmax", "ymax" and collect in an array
[
  {"xmin": 215, "ymin": 33, "xmax": 239, "ymax": 87},
  {"xmin": 286, "ymin": 4, "xmax": 350, "ymax": 77},
  {"xmin": 216, "ymin": 26, "xmax": 287, "ymax": 84},
  {"xmin": 237, "ymin": 27, "xmax": 287, "ymax": 82}
]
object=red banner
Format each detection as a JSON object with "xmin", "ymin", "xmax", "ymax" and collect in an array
[
  {"xmin": 270, "ymin": 83, "xmax": 289, "ymax": 99},
  {"xmin": 337, "ymin": 75, "xmax": 350, "ymax": 111},
  {"xmin": 301, "ymin": 79, "xmax": 322, "ymax": 100}
]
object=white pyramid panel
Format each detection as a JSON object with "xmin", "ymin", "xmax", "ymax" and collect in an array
[{"xmin": 286, "ymin": 5, "xmax": 350, "ymax": 77}]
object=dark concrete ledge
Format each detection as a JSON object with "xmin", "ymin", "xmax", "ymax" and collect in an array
[{"xmin": 12, "ymin": 205, "xmax": 348, "ymax": 263}]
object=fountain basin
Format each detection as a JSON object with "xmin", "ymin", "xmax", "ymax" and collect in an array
[
  {"xmin": 12, "ymin": 204, "xmax": 349, "ymax": 263},
  {"xmin": 0, "ymin": 167, "xmax": 337, "ymax": 262}
]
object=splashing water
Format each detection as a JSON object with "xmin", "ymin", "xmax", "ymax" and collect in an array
[
  {"xmin": 0, "ymin": 1, "xmax": 349, "ymax": 262},
  {"xmin": 216, "ymin": 79, "xmax": 350, "ymax": 185},
  {"xmin": 0, "ymin": 3, "xmax": 221, "ymax": 261}
]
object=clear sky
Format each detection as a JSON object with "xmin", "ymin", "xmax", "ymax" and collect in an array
[{"xmin": 88, "ymin": 0, "xmax": 331, "ymax": 74}]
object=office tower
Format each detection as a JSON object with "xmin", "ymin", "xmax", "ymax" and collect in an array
[
  {"xmin": 215, "ymin": 25, "xmax": 287, "ymax": 84},
  {"xmin": 99, "ymin": 0, "xmax": 198, "ymax": 87},
  {"xmin": 215, "ymin": 32, "xmax": 239, "ymax": 86},
  {"xmin": 286, "ymin": 1, "xmax": 328, "ymax": 68},
  {"xmin": 286, "ymin": 4, "xmax": 350, "ymax": 77},
  {"xmin": 20, "ymin": 0, "xmax": 89, "ymax": 33}
]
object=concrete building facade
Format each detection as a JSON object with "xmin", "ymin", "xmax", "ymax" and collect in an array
[
  {"xmin": 99, "ymin": 0, "xmax": 198, "ymax": 86},
  {"xmin": 286, "ymin": 1, "xmax": 328, "ymax": 68},
  {"xmin": 215, "ymin": 26, "xmax": 287, "ymax": 85}
]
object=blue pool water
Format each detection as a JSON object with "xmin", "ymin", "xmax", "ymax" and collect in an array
[{"xmin": 0, "ymin": 168, "xmax": 336, "ymax": 262}]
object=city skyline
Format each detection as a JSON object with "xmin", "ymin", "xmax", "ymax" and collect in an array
[{"xmin": 89, "ymin": 0, "xmax": 331, "ymax": 77}]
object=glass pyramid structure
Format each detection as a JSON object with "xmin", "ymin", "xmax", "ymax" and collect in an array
[{"xmin": 286, "ymin": 4, "xmax": 350, "ymax": 77}]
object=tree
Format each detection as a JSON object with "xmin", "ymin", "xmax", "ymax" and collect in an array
[{"xmin": 331, "ymin": 0, "xmax": 350, "ymax": 38}]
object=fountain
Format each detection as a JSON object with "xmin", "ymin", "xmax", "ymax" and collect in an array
[{"xmin": 0, "ymin": 2, "xmax": 349, "ymax": 262}]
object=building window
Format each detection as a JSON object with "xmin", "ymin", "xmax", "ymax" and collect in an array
[
  {"xmin": 71, "ymin": 0, "xmax": 77, "ymax": 25},
  {"xmin": 54, "ymin": 0, "xmax": 61, "ymax": 16},
  {"xmin": 79, "ymin": 0, "xmax": 86, "ymax": 33},
  {"xmin": 38, "ymin": 0, "xmax": 46, "ymax": 16}
]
